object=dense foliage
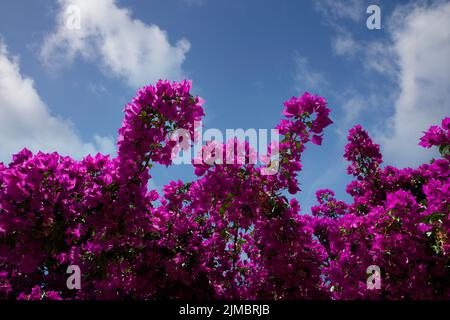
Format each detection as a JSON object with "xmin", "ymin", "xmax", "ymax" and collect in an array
[{"xmin": 0, "ymin": 80, "xmax": 448, "ymax": 300}]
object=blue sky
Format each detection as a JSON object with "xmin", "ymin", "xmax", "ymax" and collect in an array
[{"xmin": 0, "ymin": 0, "xmax": 449, "ymax": 211}]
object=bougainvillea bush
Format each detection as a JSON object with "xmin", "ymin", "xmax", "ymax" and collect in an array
[{"xmin": 0, "ymin": 80, "xmax": 448, "ymax": 300}]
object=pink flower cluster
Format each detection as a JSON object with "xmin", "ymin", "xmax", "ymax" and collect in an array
[
  {"xmin": 0, "ymin": 80, "xmax": 448, "ymax": 300},
  {"xmin": 419, "ymin": 117, "xmax": 450, "ymax": 158}
]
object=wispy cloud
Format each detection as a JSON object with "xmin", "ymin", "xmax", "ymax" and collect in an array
[
  {"xmin": 312, "ymin": 0, "xmax": 365, "ymax": 23},
  {"xmin": 332, "ymin": 29, "xmax": 361, "ymax": 58},
  {"xmin": 87, "ymin": 82, "xmax": 108, "ymax": 97},
  {"xmin": 294, "ymin": 53, "xmax": 328, "ymax": 93},
  {"xmin": 330, "ymin": 26, "xmax": 396, "ymax": 78}
]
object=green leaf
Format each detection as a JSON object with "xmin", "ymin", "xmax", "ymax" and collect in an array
[
  {"xmin": 439, "ymin": 144, "xmax": 449, "ymax": 156},
  {"xmin": 422, "ymin": 212, "xmax": 445, "ymax": 224}
]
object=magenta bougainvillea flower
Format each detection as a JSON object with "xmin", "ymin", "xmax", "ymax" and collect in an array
[{"xmin": 0, "ymin": 80, "xmax": 448, "ymax": 300}]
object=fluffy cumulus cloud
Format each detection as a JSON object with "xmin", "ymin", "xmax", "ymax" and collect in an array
[
  {"xmin": 315, "ymin": 0, "xmax": 450, "ymax": 167},
  {"xmin": 0, "ymin": 40, "xmax": 114, "ymax": 164},
  {"xmin": 378, "ymin": 1, "xmax": 450, "ymax": 167},
  {"xmin": 40, "ymin": 0, "xmax": 190, "ymax": 88}
]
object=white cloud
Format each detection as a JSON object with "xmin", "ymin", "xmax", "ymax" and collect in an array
[
  {"xmin": 377, "ymin": 1, "xmax": 450, "ymax": 167},
  {"xmin": 294, "ymin": 54, "xmax": 327, "ymax": 92},
  {"xmin": 332, "ymin": 30, "xmax": 361, "ymax": 57},
  {"xmin": 0, "ymin": 40, "xmax": 114, "ymax": 164},
  {"xmin": 94, "ymin": 134, "xmax": 116, "ymax": 155},
  {"xmin": 40, "ymin": 0, "xmax": 190, "ymax": 88},
  {"xmin": 340, "ymin": 93, "xmax": 365, "ymax": 126},
  {"xmin": 363, "ymin": 41, "xmax": 396, "ymax": 76},
  {"xmin": 88, "ymin": 82, "xmax": 108, "ymax": 96},
  {"xmin": 332, "ymin": 89, "xmax": 391, "ymax": 140},
  {"xmin": 316, "ymin": 1, "xmax": 449, "ymax": 167},
  {"xmin": 313, "ymin": 0, "xmax": 364, "ymax": 23},
  {"xmin": 331, "ymin": 29, "xmax": 396, "ymax": 77}
]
